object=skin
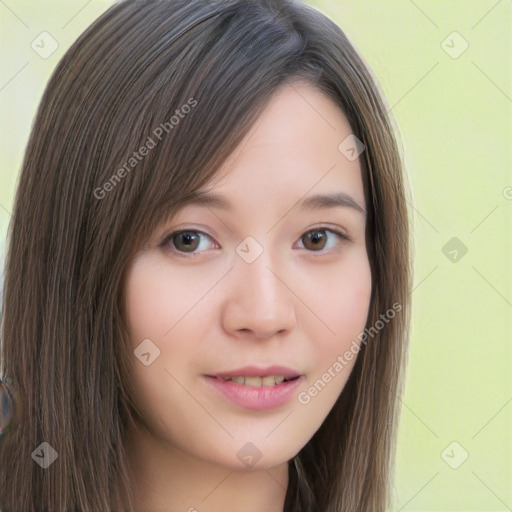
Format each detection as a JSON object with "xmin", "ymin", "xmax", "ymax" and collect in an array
[{"xmin": 122, "ymin": 81, "xmax": 372, "ymax": 512}]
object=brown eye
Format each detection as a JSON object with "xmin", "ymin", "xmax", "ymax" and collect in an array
[
  {"xmin": 302, "ymin": 229, "xmax": 328, "ymax": 251},
  {"xmin": 161, "ymin": 229, "xmax": 217, "ymax": 258},
  {"xmin": 171, "ymin": 231, "xmax": 201, "ymax": 252},
  {"xmin": 298, "ymin": 228, "xmax": 349, "ymax": 252}
]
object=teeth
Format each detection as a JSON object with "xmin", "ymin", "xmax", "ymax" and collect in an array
[
  {"xmin": 225, "ymin": 375, "xmax": 288, "ymax": 387},
  {"xmin": 244, "ymin": 376, "xmax": 262, "ymax": 387},
  {"xmin": 261, "ymin": 376, "xmax": 275, "ymax": 387}
]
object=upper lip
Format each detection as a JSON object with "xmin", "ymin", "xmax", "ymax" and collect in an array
[{"xmin": 208, "ymin": 365, "xmax": 301, "ymax": 379}]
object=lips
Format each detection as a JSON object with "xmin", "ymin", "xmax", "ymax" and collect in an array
[
  {"xmin": 203, "ymin": 365, "xmax": 303, "ymax": 409},
  {"xmin": 204, "ymin": 372, "xmax": 303, "ymax": 410}
]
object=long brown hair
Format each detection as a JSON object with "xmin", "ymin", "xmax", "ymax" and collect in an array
[{"xmin": 0, "ymin": 1, "xmax": 412, "ymax": 510}]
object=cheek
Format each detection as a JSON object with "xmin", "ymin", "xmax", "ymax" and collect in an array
[
  {"xmin": 123, "ymin": 256, "xmax": 207, "ymax": 344},
  {"xmin": 333, "ymin": 256, "xmax": 372, "ymax": 334},
  {"xmin": 293, "ymin": 254, "xmax": 371, "ymax": 423},
  {"xmin": 122, "ymin": 257, "xmax": 199, "ymax": 395},
  {"xmin": 122, "ymin": 257, "xmax": 206, "ymax": 432},
  {"xmin": 298, "ymin": 251, "xmax": 372, "ymax": 345}
]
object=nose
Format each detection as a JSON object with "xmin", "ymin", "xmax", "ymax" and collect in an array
[{"xmin": 220, "ymin": 247, "xmax": 297, "ymax": 339}]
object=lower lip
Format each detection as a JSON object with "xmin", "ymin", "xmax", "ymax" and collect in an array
[{"xmin": 204, "ymin": 376, "xmax": 303, "ymax": 410}]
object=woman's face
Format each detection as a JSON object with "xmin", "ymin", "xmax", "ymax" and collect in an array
[{"xmin": 123, "ymin": 82, "xmax": 372, "ymax": 471}]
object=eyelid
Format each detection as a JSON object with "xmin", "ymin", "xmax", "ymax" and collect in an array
[{"xmin": 306, "ymin": 223, "xmax": 352, "ymax": 242}]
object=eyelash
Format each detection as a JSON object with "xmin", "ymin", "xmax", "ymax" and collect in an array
[{"xmin": 160, "ymin": 226, "xmax": 352, "ymax": 258}]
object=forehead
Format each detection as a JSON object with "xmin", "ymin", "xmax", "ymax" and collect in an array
[{"xmin": 179, "ymin": 82, "xmax": 366, "ymax": 217}]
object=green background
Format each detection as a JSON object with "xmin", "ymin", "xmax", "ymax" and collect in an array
[{"xmin": 1, "ymin": 1, "xmax": 511, "ymax": 510}]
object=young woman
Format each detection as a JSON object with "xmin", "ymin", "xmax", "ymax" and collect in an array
[{"xmin": 0, "ymin": 0, "xmax": 412, "ymax": 510}]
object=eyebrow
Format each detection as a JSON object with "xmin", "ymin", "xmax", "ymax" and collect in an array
[{"xmin": 177, "ymin": 190, "xmax": 366, "ymax": 215}]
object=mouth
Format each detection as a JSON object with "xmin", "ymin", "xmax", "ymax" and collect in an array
[{"xmin": 203, "ymin": 366, "xmax": 303, "ymax": 410}]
